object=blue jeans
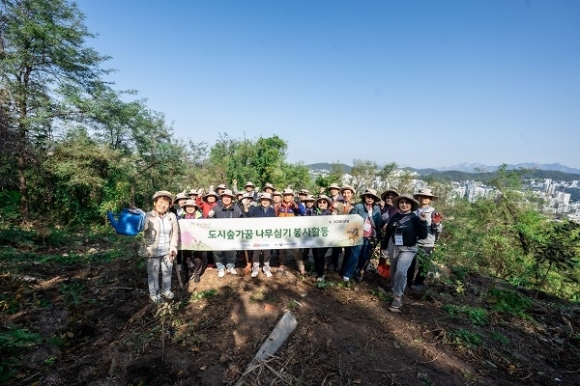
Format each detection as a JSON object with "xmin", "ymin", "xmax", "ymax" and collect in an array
[
  {"xmin": 214, "ymin": 250, "xmax": 236, "ymax": 271},
  {"xmin": 343, "ymin": 238, "xmax": 373, "ymax": 279}
]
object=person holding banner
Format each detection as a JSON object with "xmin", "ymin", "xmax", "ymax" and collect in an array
[
  {"xmin": 329, "ymin": 185, "xmax": 356, "ymax": 272},
  {"xmin": 313, "ymin": 195, "xmax": 335, "ymax": 281},
  {"xmin": 300, "ymin": 195, "xmax": 317, "ymax": 265},
  {"xmin": 275, "ymin": 188, "xmax": 306, "ymax": 274},
  {"xmin": 246, "ymin": 193, "xmax": 277, "ymax": 277},
  {"xmin": 213, "ymin": 189, "xmax": 245, "ymax": 277},
  {"xmin": 342, "ymin": 188, "xmax": 384, "ymax": 282},
  {"xmin": 179, "ymin": 199, "xmax": 205, "ymax": 284},
  {"xmin": 140, "ymin": 190, "xmax": 179, "ymax": 303}
]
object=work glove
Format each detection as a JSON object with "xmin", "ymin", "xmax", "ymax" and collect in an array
[{"xmin": 431, "ymin": 211, "xmax": 443, "ymax": 224}]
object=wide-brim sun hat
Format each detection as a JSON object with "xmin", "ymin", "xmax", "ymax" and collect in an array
[
  {"xmin": 393, "ymin": 194, "xmax": 420, "ymax": 212},
  {"xmin": 359, "ymin": 188, "xmax": 380, "ymax": 202},
  {"xmin": 317, "ymin": 195, "xmax": 333, "ymax": 206},
  {"xmin": 187, "ymin": 188, "xmax": 198, "ymax": 196},
  {"xmin": 152, "ymin": 190, "xmax": 174, "ymax": 202},
  {"xmin": 217, "ymin": 183, "xmax": 227, "ymax": 190},
  {"xmin": 328, "ymin": 183, "xmax": 341, "ymax": 191},
  {"xmin": 282, "ymin": 188, "xmax": 295, "ymax": 196},
  {"xmin": 414, "ymin": 188, "xmax": 438, "ymax": 201},
  {"xmin": 220, "ymin": 189, "xmax": 235, "ymax": 198},
  {"xmin": 244, "ymin": 181, "xmax": 255, "ymax": 188},
  {"xmin": 298, "ymin": 189, "xmax": 309, "ymax": 195},
  {"xmin": 173, "ymin": 191, "xmax": 189, "ymax": 203},
  {"xmin": 203, "ymin": 190, "xmax": 218, "ymax": 201},
  {"xmin": 259, "ymin": 192, "xmax": 273, "ymax": 201},
  {"xmin": 381, "ymin": 189, "xmax": 400, "ymax": 202},
  {"xmin": 340, "ymin": 185, "xmax": 355, "ymax": 194},
  {"xmin": 264, "ymin": 183, "xmax": 275, "ymax": 190},
  {"xmin": 182, "ymin": 199, "xmax": 198, "ymax": 208},
  {"xmin": 302, "ymin": 194, "xmax": 315, "ymax": 202},
  {"xmin": 272, "ymin": 190, "xmax": 282, "ymax": 197}
]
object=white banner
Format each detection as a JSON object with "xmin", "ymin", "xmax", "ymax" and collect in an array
[{"xmin": 178, "ymin": 215, "xmax": 364, "ymax": 251}]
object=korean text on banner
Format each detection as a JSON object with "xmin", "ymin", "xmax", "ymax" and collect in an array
[{"xmin": 178, "ymin": 215, "xmax": 364, "ymax": 251}]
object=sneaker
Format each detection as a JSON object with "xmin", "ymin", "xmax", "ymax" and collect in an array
[
  {"xmin": 263, "ymin": 268, "xmax": 273, "ymax": 278},
  {"xmin": 389, "ymin": 298, "xmax": 402, "ymax": 313},
  {"xmin": 228, "ymin": 267, "xmax": 238, "ymax": 275},
  {"xmin": 299, "ymin": 268, "xmax": 306, "ymax": 275},
  {"xmin": 161, "ymin": 290, "xmax": 174, "ymax": 300},
  {"xmin": 150, "ymin": 294, "xmax": 163, "ymax": 303},
  {"xmin": 316, "ymin": 275, "xmax": 325, "ymax": 282},
  {"xmin": 251, "ymin": 268, "xmax": 259, "ymax": 278},
  {"xmin": 342, "ymin": 276, "xmax": 350, "ymax": 282},
  {"xmin": 218, "ymin": 269, "xmax": 225, "ymax": 278}
]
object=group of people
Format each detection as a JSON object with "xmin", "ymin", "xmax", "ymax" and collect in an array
[{"xmin": 139, "ymin": 181, "xmax": 442, "ymax": 312}]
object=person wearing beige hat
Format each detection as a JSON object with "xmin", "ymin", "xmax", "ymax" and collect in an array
[
  {"xmin": 380, "ymin": 189, "xmax": 400, "ymax": 223},
  {"xmin": 180, "ymin": 200, "xmax": 204, "ymax": 284},
  {"xmin": 246, "ymin": 193, "xmax": 277, "ymax": 278},
  {"xmin": 342, "ymin": 188, "xmax": 385, "ymax": 282},
  {"xmin": 213, "ymin": 189, "xmax": 246, "ymax": 277},
  {"xmin": 382, "ymin": 194, "xmax": 429, "ymax": 312},
  {"xmin": 140, "ymin": 191, "xmax": 179, "ymax": 303},
  {"xmin": 408, "ymin": 188, "xmax": 443, "ymax": 290},
  {"xmin": 328, "ymin": 185, "xmax": 354, "ymax": 272},
  {"xmin": 327, "ymin": 183, "xmax": 344, "ymax": 204},
  {"xmin": 173, "ymin": 191, "xmax": 189, "ymax": 217},
  {"xmin": 312, "ymin": 195, "xmax": 336, "ymax": 281},
  {"xmin": 275, "ymin": 188, "xmax": 306, "ymax": 274},
  {"xmin": 263, "ymin": 183, "xmax": 275, "ymax": 194}
]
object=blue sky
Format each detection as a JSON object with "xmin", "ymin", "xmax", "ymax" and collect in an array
[{"xmin": 75, "ymin": 0, "xmax": 580, "ymax": 169}]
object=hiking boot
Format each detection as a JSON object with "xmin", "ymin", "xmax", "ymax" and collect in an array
[
  {"xmin": 150, "ymin": 294, "xmax": 163, "ymax": 303},
  {"xmin": 410, "ymin": 284, "xmax": 426, "ymax": 291},
  {"xmin": 299, "ymin": 267, "xmax": 306, "ymax": 275},
  {"xmin": 342, "ymin": 276, "xmax": 350, "ymax": 282},
  {"xmin": 218, "ymin": 269, "xmax": 225, "ymax": 278},
  {"xmin": 263, "ymin": 267, "xmax": 273, "ymax": 278},
  {"xmin": 228, "ymin": 267, "xmax": 238, "ymax": 275},
  {"xmin": 251, "ymin": 268, "xmax": 259, "ymax": 278},
  {"xmin": 161, "ymin": 290, "xmax": 174, "ymax": 300},
  {"xmin": 389, "ymin": 298, "xmax": 402, "ymax": 313}
]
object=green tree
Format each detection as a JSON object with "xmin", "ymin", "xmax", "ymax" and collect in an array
[{"xmin": 0, "ymin": 0, "xmax": 110, "ymax": 218}]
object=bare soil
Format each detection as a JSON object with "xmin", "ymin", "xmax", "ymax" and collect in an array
[{"xmin": 2, "ymin": 243, "xmax": 580, "ymax": 386}]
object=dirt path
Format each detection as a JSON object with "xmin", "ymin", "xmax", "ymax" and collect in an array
[{"xmin": 2, "ymin": 251, "xmax": 579, "ymax": 386}]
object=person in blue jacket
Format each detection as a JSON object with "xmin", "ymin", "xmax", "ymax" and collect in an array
[
  {"xmin": 382, "ymin": 193, "xmax": 428, "ymax": 312},
  {"xmin": 342, "ymin": 188, "xmax": 384, "ymax": 282}
]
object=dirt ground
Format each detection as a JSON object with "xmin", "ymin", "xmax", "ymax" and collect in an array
[{"xmin": 2, "ymin": 243, "xmax": 580, "ymax": 386}]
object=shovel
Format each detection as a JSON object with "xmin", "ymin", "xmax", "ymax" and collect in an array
[{"xmin": 243, "ymin": 250, "xmax": 252, "ymax": 276}]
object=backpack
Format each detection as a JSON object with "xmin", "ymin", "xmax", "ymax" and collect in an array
[{"xmin": 107, "ymin": 208, "xmax": 146, "ymax": 236}]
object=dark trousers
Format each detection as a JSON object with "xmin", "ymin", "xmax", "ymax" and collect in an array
[
  {"xmin": 182, "ymin": 250, "xmax": 204, "ymax": 276},
  {"xmin": 314, "ymin": 247, "xmax": 329, "ymax": 277}
]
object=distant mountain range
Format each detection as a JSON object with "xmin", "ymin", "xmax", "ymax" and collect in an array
[
  {"xmin": 306, "ymin": 162, "xmax": 580, "ymax": 176},
  {"xmin": 431, "ymin": 163, "xmax": 580, "ymax": 174}
]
